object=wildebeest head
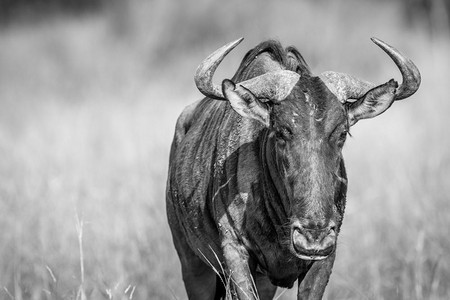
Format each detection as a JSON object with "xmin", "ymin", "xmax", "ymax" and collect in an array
[{"xmin": 194, "ymin": 38, "xmax": 420, "ymax": 260}]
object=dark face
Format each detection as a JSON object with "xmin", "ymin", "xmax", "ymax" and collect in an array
[{"xmin": 266, "ymin": 76, "xmax": 348, "ymax": 260}]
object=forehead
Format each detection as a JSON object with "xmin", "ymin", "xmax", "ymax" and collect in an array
[{"xmin": 272, "ymin": 76, "xmax": 347, "ymax": 131}]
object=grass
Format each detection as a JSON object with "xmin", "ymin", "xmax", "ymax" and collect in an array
[{"xmin": 0, "ymin": 0, "xmax": 449, "ymax": 299}]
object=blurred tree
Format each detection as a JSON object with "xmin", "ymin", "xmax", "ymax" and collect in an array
[
  {"xmin": 401, "ymin": 0, "xmax": 450, "ymax": 35},
  {"xmin": 0, "ymin": 0, "xmax": 105, "ymax": 25}
]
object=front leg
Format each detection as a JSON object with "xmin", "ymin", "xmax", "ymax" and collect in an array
[
  {"xmin": 221, "ymin": 240, "xmax": 258, "ymax": 300},
  {"xmin": 297, "ymin": 251, "xmax": 336, "ymax": 300}
]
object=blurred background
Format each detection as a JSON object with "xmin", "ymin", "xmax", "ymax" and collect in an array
[{"xmin": 0, "ymin": 0, "xmax": 449, "ymax": 299}]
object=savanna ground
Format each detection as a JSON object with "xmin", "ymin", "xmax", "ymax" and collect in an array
[{"xmin": 0, "ymin": 0, "xmax": 449, "ymax": 299}]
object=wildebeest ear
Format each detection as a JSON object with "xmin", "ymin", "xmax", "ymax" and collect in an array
[
  {"xmin": 347, "ymin": 79, "xmax": 398, "ymax": 126},
  {"xmin": 222, "ymin": 79, "xmax": 270, "ymax": 127}
]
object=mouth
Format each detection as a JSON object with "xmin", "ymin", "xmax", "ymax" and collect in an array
[
  {"xmin": 293, "ymin": 252, "xmax": 330, "ymax": 261},
  {"xmin": 291, "ymin": 242, "xmax": 334, "ymax": 261}
]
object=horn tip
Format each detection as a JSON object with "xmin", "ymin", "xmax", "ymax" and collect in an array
[
  {"xmin": 230, "ymin": 37, "xmax": 244, "ymax": 47},
  {"xmin": 370, "ymin": 37, "xmax": 385, "ymax": 47}
]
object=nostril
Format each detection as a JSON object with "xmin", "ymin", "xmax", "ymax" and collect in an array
[
  {"xmin": 328, "ymin": 221, "xmax": 338, "ymax": 235},
  {"xmin": 292, "ymin": 226, "xmax": 307, "ymax": 253},
  {"xmin": 291, "ymin": 223, "xmax": 303, "ymax": 234},
  {"xmin": 292, "ymin": 226, "xmax": 303, "ymax": 239},
  {"xmin": 328, "ymin": 225, "xmax": 336, "ymax": 234}
]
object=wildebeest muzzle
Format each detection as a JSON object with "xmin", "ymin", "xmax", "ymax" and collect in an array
[{"xmin": 290, "ymin": 219, "xmax": 337, "ymax": 260}]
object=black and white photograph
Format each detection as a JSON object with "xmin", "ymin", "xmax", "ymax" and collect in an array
[{"xmin": 0, "ymin": 0, "xmax": 448, "ymax": 299}]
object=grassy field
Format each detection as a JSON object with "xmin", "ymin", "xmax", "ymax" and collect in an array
[{"xmin": 0, "ymin": 0, "xmax": 449, "ymax": 299}]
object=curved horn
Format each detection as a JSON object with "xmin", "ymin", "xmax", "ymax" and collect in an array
[
  {"xmin": 195, "ymin": 38, "xmax": 301, "ymax": 102},
  {"xmin": 319, "ymin": 38, "xmax": 421, "ymax": 102},
  {"xmin": 370, "ymin": 37, "xmax": 421, "ymax": 100},
  {"xmin": 195, "ymin": 38, "xmax": 244, "ymax": 100}
]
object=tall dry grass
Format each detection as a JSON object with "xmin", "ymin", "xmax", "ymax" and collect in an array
[{"xmin": 0, "ymin": 0, "xmax": 449, "ymax": 299}]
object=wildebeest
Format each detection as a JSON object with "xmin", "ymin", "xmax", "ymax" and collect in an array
[{"xmin": 166, "ymin": 37, "xmax": 420, "ymax": 299}]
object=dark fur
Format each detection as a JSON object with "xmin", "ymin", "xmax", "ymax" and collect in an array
[{"xmin": 166, "ymin": 41, "xmax": 348, "ymax": 299}]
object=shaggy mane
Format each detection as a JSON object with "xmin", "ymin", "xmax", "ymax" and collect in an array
[{"xmin": 231, "ymin": 40, "xmax": 312, "ymax": 82}]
